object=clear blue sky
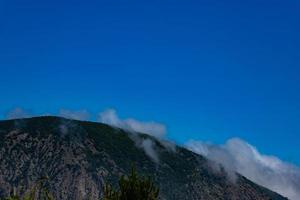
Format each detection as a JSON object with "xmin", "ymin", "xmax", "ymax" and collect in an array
[{"xmin": 0, "ymin": 0, "xmax": 299, "ymax": 164}]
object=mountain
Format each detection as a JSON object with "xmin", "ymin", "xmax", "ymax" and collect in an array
[{"xmin": 0, "ymin": 116, "xmax": 288, "ymax": 200}]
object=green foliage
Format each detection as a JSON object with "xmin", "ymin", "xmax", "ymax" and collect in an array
[{"xmin": 103, "ymin": 167, "xmax": 159, "ymax": 200}]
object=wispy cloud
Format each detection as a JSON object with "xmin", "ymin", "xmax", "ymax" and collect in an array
[
  {"xmin": 98, "ymin": 109, "xmax": 166, "ymax": 138},
  {"xmin": 186, "ymin": 138, "xmax": 300, "ymax": 200},
  {"xmin": 98, "ymin": 109, "xmax": 170, "ymax": 162},
  {"xmin": 59, "ymin": 109, "xmax": 90, "ymax": 121},
  {"xmin": 5, "ymin": 107, "xmax": 32, "ymax": 119}
]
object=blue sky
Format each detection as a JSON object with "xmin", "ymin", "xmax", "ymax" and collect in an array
[{"xmin": 0, "ymin": 0, "xmax": 299, "ymax": 165}]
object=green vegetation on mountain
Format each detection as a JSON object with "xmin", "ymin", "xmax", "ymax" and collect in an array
[{"xmin": 103, "ymin": 166, "xmax": 159, "ymax": 200}]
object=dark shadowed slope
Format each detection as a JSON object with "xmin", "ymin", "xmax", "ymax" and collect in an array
[{"xmin": 0, "ymin": 117, "xmax": 288, "ymax": 200}]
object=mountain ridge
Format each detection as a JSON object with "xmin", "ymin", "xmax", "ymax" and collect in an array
[{"xmin": 0, "ymin": 116, "xmax": 288, "ymax": 200}]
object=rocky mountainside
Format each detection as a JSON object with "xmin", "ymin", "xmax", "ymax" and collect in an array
[{"xmin": 0, "ymin": 117, "xmax": 288, "ymax": 200}]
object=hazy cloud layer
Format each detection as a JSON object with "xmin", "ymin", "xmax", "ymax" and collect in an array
[
  {"xmin": 5, "ymin": 108, "xmax": 32, "ymax": 119},
  {"xmin": 98, "ymin": 109, "xmax": 166, "ymax": 138},
  {"xmin": 186, "ymin": 138, "xmax": 300, "ymax": 200},
  {"xmin": 59, "ymin": 109, "xmax": 90, "ymax": 121}
]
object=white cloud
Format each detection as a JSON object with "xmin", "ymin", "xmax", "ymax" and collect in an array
[
  {"xmin": 186, "ymin": 138, "xmax": 300, "ymax": 200},
  {"xmin": 98, "ymin": 109, "xmax": 166, "ymax": 138},
  {"xmin": 59, "ymin": 109, "xmax": 90, "ymax": 121},
  {"xmin": 5, "ymin": 107, "xmax": 32, "ymax": 119},
  {"xmin": 98, "ymin": 109, "xmax": 170, "ymax": 163},
  {"xmin": 139, "ymin": 138, "xmax": 159, "ymax": 163}
]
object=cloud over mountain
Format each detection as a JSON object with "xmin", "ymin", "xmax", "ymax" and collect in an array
[
  {"xmin": 5, "ymin": 108, "xmax": 32, "ymax": 119},
  {"xmin": 98, "ymin": 109, "xmax": 166, "ymax": 138},
  {"xmin": 186, "ymin": 138, "xmax": 300, "ymax": 200},
  {"xmin": 4, "ymin": 107, "xmax": 300, "ymax": 199},
  {"xmin": 98, "ymin": 109, "xmax": 168, "ymax": 163}
]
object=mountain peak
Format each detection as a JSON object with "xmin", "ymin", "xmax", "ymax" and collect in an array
[{"xmin": 0, "ymin": 117, "xmax": 288, "ymax": 200}]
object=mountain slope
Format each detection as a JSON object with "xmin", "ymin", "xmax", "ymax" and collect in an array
[{"xmin": 0, "ymin": 117, "xmax": 288, "ymax": 200}]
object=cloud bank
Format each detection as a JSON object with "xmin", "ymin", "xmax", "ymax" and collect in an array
[
  {"xmin": 186, "ymin": 138, "xmax": 300, "ymax": 200},
  {"xmin": 98, "ymin": 109, "xmax": 166, "ymax": 138}
]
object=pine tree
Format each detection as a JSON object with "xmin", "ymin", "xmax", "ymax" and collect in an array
[{"xmin": 103, "ymin": 167, "xmax": 159, "ymax": 200}]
